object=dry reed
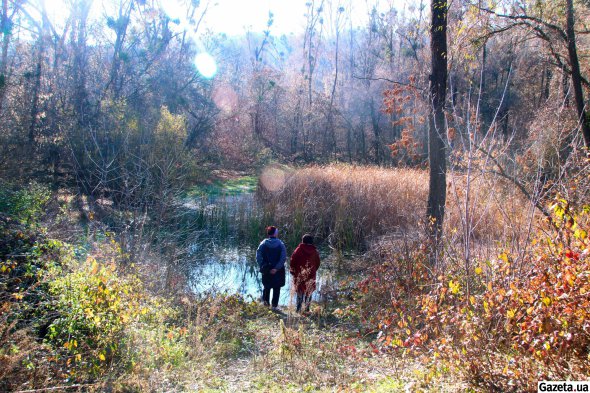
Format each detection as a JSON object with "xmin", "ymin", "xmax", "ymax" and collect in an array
[{"xmin": 258, "ymin": 164, "xmax": 533, "ymax": 251}]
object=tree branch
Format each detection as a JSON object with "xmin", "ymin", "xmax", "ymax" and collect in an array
[
  {"xmin": 476, "ymin": 146, "xmax": 552, "ymax": 221},
  {"xmin": 479, "ymin": 7, "xmax": 567, "ymax": 42},
  {"xmin": 351, "ymin": 74, "xmax": 425, "ymax": 91}
]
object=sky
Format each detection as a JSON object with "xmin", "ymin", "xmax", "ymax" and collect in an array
[
  {"xmin": 32, "ymin": 0, "xmax": 407, "ymax": 78},
  {"xmin": 186, "ymin": 0, "xmax": 309, "ymax": 36},
  {"xmin": 38, "ymin": 0, "xmax": 404, "ymax": 37},
  {"xmin": 197, "ymin": 0, "xmax": 401, "ymax": 36}
]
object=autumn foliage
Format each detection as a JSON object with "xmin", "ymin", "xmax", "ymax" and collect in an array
[{"xmin": 354, "ymin": 196, "xmax": 590, "ymax": 391}]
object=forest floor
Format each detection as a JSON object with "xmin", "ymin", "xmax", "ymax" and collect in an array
[{"xmin": 176, "ymin": 303, "xmax": 469, "ymax": 392}]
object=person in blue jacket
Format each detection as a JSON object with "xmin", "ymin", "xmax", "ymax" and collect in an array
[{"xmin": 256, "ymin": 226, "xmax": 287, "ymax": 310}]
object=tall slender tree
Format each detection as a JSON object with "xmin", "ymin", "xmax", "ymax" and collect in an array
[
  {"xmin": 565, "ymin": 0, "xmax": 590, "ymax": 148},
  {"xmin": 427, "ymin": 0, "xmax": 448, "ymax": 264}
]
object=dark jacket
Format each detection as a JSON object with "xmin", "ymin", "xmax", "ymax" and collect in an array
[
  {"xmin": 290, "ymin": 243, "xmax": 320, "ymax": 294},
  {"xmin": 256, "ymin": 237, "xmax": 287, "ymax": 288}
]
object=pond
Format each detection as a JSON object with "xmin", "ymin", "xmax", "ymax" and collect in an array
[
  {"xmin": 186, "ymin": 242, "xmax": 330, "ymax": 306},
  {"xmin": 183, "ymin": 188, "xmax": 331, "ymax": 307}
]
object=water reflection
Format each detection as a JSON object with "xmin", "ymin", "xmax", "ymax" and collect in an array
[
  {"xmin": 183, "ymin": 191, "xmax": 328, "ymax": 307},
  {"xmin": 187, "ymin": 243, "xmax": 326, "ymax": 306}
]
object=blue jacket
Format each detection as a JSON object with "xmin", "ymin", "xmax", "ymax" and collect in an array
[{"xmin": 256, "ymin": 237, "xmax": 287, "ymax": 288}]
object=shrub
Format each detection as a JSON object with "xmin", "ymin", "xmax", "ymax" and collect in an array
[
  {"xmin": 0, "ymin": 182, "xmax": 50, "ymax": 226},
  {"xmin": 356, "ymin": 197, "xmax": 590, "ymax": 391},
  {"xmin": 46, "ymin": 256, "xmax": 151, "ymax": 377}
]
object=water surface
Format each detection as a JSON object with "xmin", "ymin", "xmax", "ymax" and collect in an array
[
  {"xmin": 183, "ymin": 191, "xmax": 328, "ymax": 306},
  {"xmin": 187, "ymin": 242, "xmax": 328, "ymax": 306}
]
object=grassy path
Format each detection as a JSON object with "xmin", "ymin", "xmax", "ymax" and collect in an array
[{"xmin": 185, "ymin": 304, "xmax": 468, "ymax": 392}]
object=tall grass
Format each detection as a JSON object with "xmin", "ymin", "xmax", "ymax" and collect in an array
[
  {"xmin": 177, "ymin": 194, "xmax": 265, "ymax": 246},
  {"xmin": 257, "ymin": 164, "xmax": 532, "ymax": 251}
]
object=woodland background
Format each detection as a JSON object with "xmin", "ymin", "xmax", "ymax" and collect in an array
[{"xmin": 1, "ymin": 0, "xmax": 589, "ymax": 391}]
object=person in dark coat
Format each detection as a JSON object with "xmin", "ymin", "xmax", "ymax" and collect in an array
[
  {"xmin": 290, "ymin": 234, "xmax": 321, "ymax": 313},
  {"xmin": 256, "ymin": 226, "xmax": 287, "ymax": 310}
]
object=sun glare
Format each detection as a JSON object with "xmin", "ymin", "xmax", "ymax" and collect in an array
[{"xmin": 194, "ymin": 53, "xmax": 217, "ymax": 79}]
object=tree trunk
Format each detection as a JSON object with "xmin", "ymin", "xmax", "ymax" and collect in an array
[
  {"xmin": 28, "ymin": 54, "xmax": 42, "ymax": 144},
  {"xmin": 324, "ymin": 13, "xmax": 340, "ymax": 160},
  {"xmin": 106, "ymin": 1, "xmax": 132, "ymax": 99},
  {"xmin": 565, "ymin": 0, "xmax": 590, "ymax": 148},
  {"xmin": 426, "ymin": 0, "xmax": 448, "ymax": 265},
  {"xmin": 0, "ymin": 0, "xmax": 11, "ymax": 116},
  {"xmin": 370, "ymin": 98, "xmax": 381, "ymax": 164}
]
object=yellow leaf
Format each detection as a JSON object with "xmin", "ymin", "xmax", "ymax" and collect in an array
[
  {"xmin": 91, "ymin": 260, "xmax": 99, "ymax": 275},
  {"xmin": 526, "ymin": 307, "xmax": 534, "ymax": 315},
  {"xmin": 542, "ymin": 297, "xmax": 551, "ymax": 306},
  {"xmin": 469, "ymin": 295, "xmax": 475, "ymax": 305},
  {"xmin": 475, "ymin": 267, "xmax": 482, "ymax": 275},
  {"xmin": 544, "ymin": 342, "xmax": 551, "ymax": 350},
  {"xmin": 574, "ymin": 229, "xmax": 588, "ymax": 240},
  {"xmin": 507, "ymin": 309, "xmax": 515, "ymax": 319},
  {"xmin": 99, "ymin": 353, "xmax": 106, "ymax": 361}
]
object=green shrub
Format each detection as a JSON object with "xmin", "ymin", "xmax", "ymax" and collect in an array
[
  {"xmin": 0, "ymin": 182, "xmax": 50, "ymax": 226},
  {"xmin": 46, "ymin": 256, "xmax": 142, "ymax": 376}
]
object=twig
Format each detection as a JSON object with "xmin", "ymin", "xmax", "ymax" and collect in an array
[
  {"xmin": 476, "ymin": 146, "xmax": 553, "ymax": 222},
  {"xmin": 351, "ymin": 75, "xmax": 425, "ymax": 91},
  {"xmin": 14, "ymin": 383, "xmax": 101, "ymax": 393}
]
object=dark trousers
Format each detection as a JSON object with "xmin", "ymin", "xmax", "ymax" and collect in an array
[
  {"xmin": 263, "ymin": 286, "xmax": 281, "ymax": 307},
  {"xmin": 296, "ymin": 292, "xmax": 312, "ymax": 312}
]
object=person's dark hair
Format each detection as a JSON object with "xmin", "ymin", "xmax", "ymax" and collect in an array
[
  {"xmin": 266, "ymin": 226, "xmax": 278, "ymax": 237},
  {"xmin": 302, "ymin": 234, "xmax": 314, "ymax": 245}
]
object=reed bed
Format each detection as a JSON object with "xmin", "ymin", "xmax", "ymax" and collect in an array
[{"xmin": 258, "ymin": 164, "xmax": 533, "ymax": 251}]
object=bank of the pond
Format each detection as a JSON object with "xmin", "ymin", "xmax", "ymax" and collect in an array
[
  {"xmin": 181, "ymin": 172, "xmax": 375, "ymax": 307},
  {"xmin": 186, "ymin": 242, "xmax": 338, "ymax": 306}
]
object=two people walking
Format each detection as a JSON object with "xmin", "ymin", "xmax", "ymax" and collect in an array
[{"xmin": 256, "ymin": 226, "xmax": 320, "ymax": 313}]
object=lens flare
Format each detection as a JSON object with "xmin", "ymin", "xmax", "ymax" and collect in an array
[
  {"xmin": 259, "ymin": 166, "xmax": 287, "ymax": 192},
  {"xmin": 195, "ymin": 53, "xmax": 217, "ymax": 79},
  {"xmin": 212, "ymin": 84, "xmax": 238, "ymax": 113}
]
